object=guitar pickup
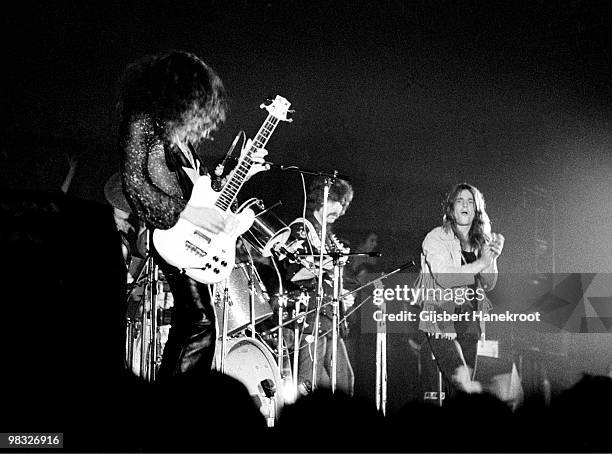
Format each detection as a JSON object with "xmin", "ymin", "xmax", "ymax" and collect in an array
[
  {"xmin": 193, "ymin": 230, "xmax": 211, "ymax": 243},
  {"xmin": 185, "ymin": 240, "xmax": 207, "ymax": 257}
]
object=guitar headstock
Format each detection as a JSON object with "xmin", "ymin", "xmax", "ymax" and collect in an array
[{"xmin": 260, "ymin": 95, "xmax": 293, "ymax": 122}]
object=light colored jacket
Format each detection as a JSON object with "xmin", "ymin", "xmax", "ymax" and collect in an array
[{"xmin": 416, "ymin": 226, "xmax": 496, "ymax": 337}]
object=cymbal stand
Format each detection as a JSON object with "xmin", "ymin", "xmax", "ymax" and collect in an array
[
  {"xmin": 248, "ymin": 258, "xmax": 256, "ymax": 340},
  {"xmin": 124, "ymin": 238, "xmax": 150, "ymax": 373},
  {"xmin": 218, "ymin": 278, "xmax": 230, "ymax": 374},
  {"xmin": 277, "ymin": 293, "xmax": 286, "ymax": 372},
  {"xmin": 330, "ymin": 253, "xmax": 342, "ymax": 393},
  {"xmin": 138, "ymin": 229, "xmax": 159, "ymax": 381},
  {"xmin": 292, "ymin": 294, "xmax": 300, "ymax": 396},
  {"xmin": 270, "ymin": 249, "xmax": 296, "ymax": 395}
]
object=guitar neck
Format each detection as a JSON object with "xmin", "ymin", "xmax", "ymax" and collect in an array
[{"xmin": 215, "ymin": 114, "xmax": 280, "ymax": 211}]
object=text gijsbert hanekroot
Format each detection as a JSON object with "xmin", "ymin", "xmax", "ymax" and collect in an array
[{"xmin": 371, "ymin": 285, "xmax": 541, "ymax": 323}]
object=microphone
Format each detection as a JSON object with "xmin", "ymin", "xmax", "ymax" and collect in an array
[
  {"xmin": 215, "ymin": 132, "xmax": 243, "ymax": 177},
  {"xmin": 398, "ymin": 260, "xmax": 417, "ymax": 272}
]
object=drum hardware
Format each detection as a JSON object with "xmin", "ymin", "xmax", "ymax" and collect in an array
[
  {"xmin": 261, "ymin": 259, "xmax": 416, "ymax": 410},
  {"xmin": 247, "ymin": 252, "xmax": 257, "ymax": 339},
  {"xmin": 241, "ymin": 199, "xmax": 291, "ymax": 258},
  {"xmin": 123, "ymin": 229, "xmax": 178, "ymax": 381},
  {"xmin": 214, "ymin": 337, "xmax": 285, "ymax": 422},
  {"xmin": 276, "ymin": 293, "xmax": 286, "ymax": 373},
  {"xmin": 219, "ymin": 281, "xmax": 231, "ymax": 374},
  {"xmin": 212, "ymin": 262, "xmax": 272, "ymax": 336},
  {"xmin": 125, "ymin": 317, "xmax": 135, "ymax": 368},
  {"xmin": 262, "ymin": 259, "xmax": 415, "ymax": 337},
  {"xmin": 122, "ymin": 229, "xmax": 161, "ymax": 381},
  {"xmin": 292, "ymin": 297, "xmax": 301, "ymax": 397},
  {"xmin": 260, "ymin": 378, "xmax": 277, "ymax": 427}
]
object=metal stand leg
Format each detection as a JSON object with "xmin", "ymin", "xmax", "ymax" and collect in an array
[
  {"xmin": 219, "ymin": 280, "xmax": 230, "ymax": 374},
  {"xmin": 375, "ymin": 300, "xmax": 387, "ymax": 414},
  {"xmin": 292, "ymin": 302, "xmax": 300, "ymax": 397},
  {"xmin": 125, "ymin": 318, "xmax": 134, "ymax": 370},
  {"xmin": 311, "ymin": 180, "xmax": 332, "ymax": 390},
  {"xmin": 437, "ymin": 369, "xmax": 444, "ymax": 407},
  {"xmin": 148, "ymin": 254, "xmax": 158, "ymax": 382}
]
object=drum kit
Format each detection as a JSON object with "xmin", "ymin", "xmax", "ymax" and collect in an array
[
  {"xmin": 124, "ymin": 198, "xmax": 300, "ymax": 423},
  {"xmin": 113, "ymin": 169, "xmax": 404, "ymax": 421}
]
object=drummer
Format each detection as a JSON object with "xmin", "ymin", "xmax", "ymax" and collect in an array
[{"xmin": 277, "ymin": 177, "xmax": 358, "ymax": 396}]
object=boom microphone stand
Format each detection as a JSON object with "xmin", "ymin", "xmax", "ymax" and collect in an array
[
  {"xmin": 311, "ymin": 176, "xmax": 333, "ymax": 389},
  {"xmin": 330, "ymin": 249, "xmax": 342, "ymax": 393}
]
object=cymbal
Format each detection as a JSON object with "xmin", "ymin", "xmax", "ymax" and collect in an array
[{"xmin": 104, "ymin": 171, "xmax": 131, "ymax": 213}]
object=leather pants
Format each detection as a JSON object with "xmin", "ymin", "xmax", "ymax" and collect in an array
[{"xmin": 156, "ymin": 256, "xmax": 217, "ymax": 379}]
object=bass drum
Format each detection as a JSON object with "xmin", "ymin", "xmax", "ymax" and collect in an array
[
  {"xmin": 213, "ymin": 263, "xmax": 273, "ymax": 336},
  {"xmin": 215, "ymin": 337, "xmax": 284, "ymax": 420}
]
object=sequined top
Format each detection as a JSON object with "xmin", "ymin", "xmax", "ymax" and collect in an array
[{"xmin": 120, "ymin": 113, "xmax": 190, "ymax": 230}]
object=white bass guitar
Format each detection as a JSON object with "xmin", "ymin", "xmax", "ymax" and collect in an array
[{"xmin": 153, "ymin": 95, "xmax": 292, "ymax": 284}]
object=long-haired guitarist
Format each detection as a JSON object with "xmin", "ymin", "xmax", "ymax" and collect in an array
[{"xmin": 117, "ymin": 50, "xmax": 268, "ymax": 378}]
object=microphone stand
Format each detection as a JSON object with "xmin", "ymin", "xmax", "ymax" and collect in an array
[
  {"xmin": 311, "ymin": 177, "xmax": 333, "ymax": 389},
  {"xmin": 223, "ymin": 157, "xmax": 351, "ymax": 182},
  {"xmin": 330, "ymin": 251, "xmax": 342, "ymax": 394}
]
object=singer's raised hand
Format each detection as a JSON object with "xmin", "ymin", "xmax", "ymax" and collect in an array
[{"xmin": 489, "ymin": 233, "xmax": 505, "ymax": 257}]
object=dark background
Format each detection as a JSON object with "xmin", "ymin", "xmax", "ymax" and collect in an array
[{"xmin": 3, "ymin": 0, "xmax": 611, "ymax": 408}]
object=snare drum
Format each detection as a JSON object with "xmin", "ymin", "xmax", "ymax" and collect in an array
[{"xmin": 213, "ymin": 263, "xmax": 273, "ymax": 336}]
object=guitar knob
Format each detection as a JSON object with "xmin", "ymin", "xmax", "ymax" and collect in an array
[
  {"xmin": 213, "ymin": 256, "xmax": 219, "ymax": 262},
  {"xmin": 204, "ymin": 263, "xmax": 212, "ymax": 270},
  {"xmin": 213, "ymin": 268, "xmax": 220, "ymax": 274},
  {"xmin": 220, "ymin": 260, "xmax": 227, "ymax": 267}
]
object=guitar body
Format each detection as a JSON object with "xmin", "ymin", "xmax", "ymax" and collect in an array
[{"xmin": 152, "ymin": 175, "xmax": 255, "ymax": 284}]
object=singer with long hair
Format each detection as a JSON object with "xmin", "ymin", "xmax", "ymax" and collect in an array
[{"xmin": 416, "ymin": 182, "xmax": 504, "ymax": 394}]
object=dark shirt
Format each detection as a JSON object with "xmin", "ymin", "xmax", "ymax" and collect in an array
[{"xmin": 120, "ymin": 113, "xmax": 197, "ymax": 230}]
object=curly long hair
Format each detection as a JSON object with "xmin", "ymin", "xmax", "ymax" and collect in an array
[
  {"xmin": 442, "ymin": 183, "xmax": 491, "ymax": 253},
  {"xmin": 306, "ymin": 177, "xmax": 354, "ymax": 217},
  {"xmin": 117, "ymin": 50, "xmax": 228, "ymax": 144}
]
